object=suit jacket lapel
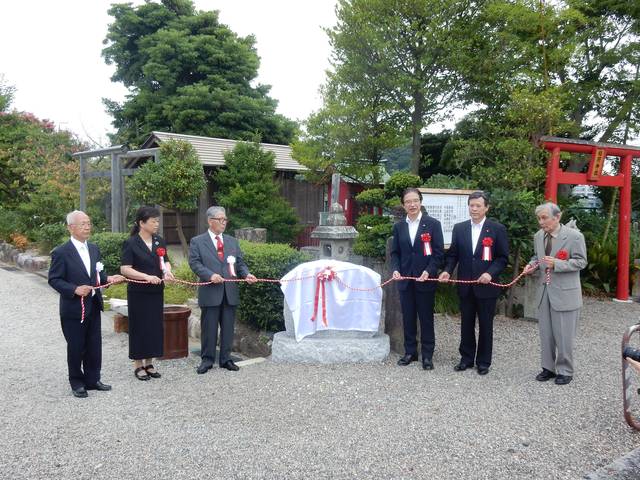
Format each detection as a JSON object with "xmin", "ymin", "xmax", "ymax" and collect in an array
[
  {"xmin": 475, "ymin": 222, "xmax": 493, "ymax": 257},
  {"xmin": 550, "ymin": 226, "xmax": 569, "ymax": 257}
]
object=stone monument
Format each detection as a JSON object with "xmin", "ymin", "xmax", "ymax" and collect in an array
[{"xmin": 271, "ymin": 174, "xmax": 390, "ymax": 363}]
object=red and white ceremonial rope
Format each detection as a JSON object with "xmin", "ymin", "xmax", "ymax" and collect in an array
[{"xmin": 81, "ymin": 263, "xmax": 544, "ymax": 323}]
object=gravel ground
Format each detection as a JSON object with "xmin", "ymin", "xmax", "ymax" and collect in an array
[{"xmin": 1, "ymin": 264, "xmax": 639, "ymax": 480}]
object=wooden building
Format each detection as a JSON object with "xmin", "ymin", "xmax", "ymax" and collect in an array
[{"xmin": 139, "ymin": 132, "xmax": 326, "ymax": 246}]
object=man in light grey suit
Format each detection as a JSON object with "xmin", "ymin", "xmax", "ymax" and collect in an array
[
  {"xmin": 189, "ymin": 206, "xmax": 257, "ymax": 374},
  {"xmin": 524, "ymin": 202, "xmax": 587, "ymax": 385}
]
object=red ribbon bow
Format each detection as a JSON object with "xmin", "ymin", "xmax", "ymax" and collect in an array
[
  {"xmin": 556, "ymin": 249, "xmax": 569, "ymax": 260},
  {"xmin": 481, "ymin": 237, "xmax": 493, "ymax": 261},
  {"xmin": 156, "ymin": 247, "xmax": 167, "ymax": 272},
  {"xmin": 311, "ymin": 267, "xmax": 335, "ymax": 327},
  {"xmin": 421, "ymin": 232, "xmax": 432, "ymax": 256}
]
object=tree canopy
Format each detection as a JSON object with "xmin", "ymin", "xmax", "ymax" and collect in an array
[{"xmin": 102, "ymin": 0, "xmax": 296, "ymax": 147}]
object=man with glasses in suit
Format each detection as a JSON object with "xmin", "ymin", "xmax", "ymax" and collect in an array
[{"xmin": 189, "ymin": 206, "xmax": 257, "ymax": 374}]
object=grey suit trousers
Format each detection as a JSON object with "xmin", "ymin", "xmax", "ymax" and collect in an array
[{"xmin": 538, "ymin": 288, "xmax": 580, "ymax": 376}]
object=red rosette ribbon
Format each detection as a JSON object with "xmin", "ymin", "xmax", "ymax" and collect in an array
[
  {"xmin": 311, "ymin": 267, "xmax": 335, "ymax": 327},
  {"xmin": 556, "ymin": 249, "xmax": 569, "ymax": 260},
  {"xmin": 156, "ymin": 246, "xmax": 167, "ymax": 272},
  {"xmin": 421, "ymin": 232, "xmax": 432, "ymax": 256},
  {"xmin": 481, "ymin": 237, "xmax": 493, "ymax": 261}
]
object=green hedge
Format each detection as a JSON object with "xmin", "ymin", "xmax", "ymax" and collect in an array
[
  {"xmin": 91, "ymin": 232, "xmax": 128, "ymax": 275},
  {"xmin": 238, "ymin": 240, "xmax": 310, "ymax": 332}
]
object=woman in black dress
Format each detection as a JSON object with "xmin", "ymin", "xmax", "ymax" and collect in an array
[{"xmin": 120, "ymin": 206, "xmax": 174, "ymax": 380}]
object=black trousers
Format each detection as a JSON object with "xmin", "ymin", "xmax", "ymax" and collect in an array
[
  {"xmin": 200, "ymin": 297, "xmax": 236, "ymax": 366},
  {"xmin": 399, "ymin": 283, "xmax": 436, "ymax": 360},
  {"xmin": 60, "ymin": 304, "xmax": 102, "ymax": 390},
  {"xmin": 458, "ymin": 293, "xmax": 497, "ymax": 369}
]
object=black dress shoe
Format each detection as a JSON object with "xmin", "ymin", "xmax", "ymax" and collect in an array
[
  {"xmin": 72, "ymin": 387, "xmax": 88, "ymax": 398},
  {"xmin": 220, "ymin": 360, "xmax": 239, "ymax": 371},
  {"xmin": 454, "ymin": 363, "xmax": 471, "ymax": 372},
  {"xmin": 397, "ymin": 354, "xmax": 418, "ymax": 366},
  {"xmin": 477, "ymin": 367, "xmax": 489, "ymax": 375},
  {"xmin": 86, "ymin": 381, "xmax": 112, "ymax": 391},
  {"xmin": 535, "ymin": 368, "xmax": 557, "ymax": 382},
  {"xmin": 422, "ymin": 359, "xmax": 434, "ymax": 370},
  {"xmin": 196, "ymin": 363, "xmax": 213, "ymax": 375},
  {"xmin": 555, "ymin": 374, "xmax": 573, "ymax": 385}
]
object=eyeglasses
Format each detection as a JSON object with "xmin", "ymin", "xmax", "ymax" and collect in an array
[{"xmin": 211, "ymin": 217, "xmax": 228, "ymax": 223}]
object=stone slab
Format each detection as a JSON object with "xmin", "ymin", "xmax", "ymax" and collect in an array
[
  {"xmin": 584, "ymin": 447, "xmax": 640, "ymax": 479},
  {"xmin": 270, "ymin": 331, "xmax": 390, "ymax": 363}
]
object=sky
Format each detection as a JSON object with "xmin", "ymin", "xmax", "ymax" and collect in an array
[{"xmin": 0, "ymin": 0, "xmax": 338, "ymax": 146}]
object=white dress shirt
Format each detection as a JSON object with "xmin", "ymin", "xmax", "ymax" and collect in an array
[
  {"xmin": 208, "ymin": 229, "xmax": 224, "ymax": 247},
  {"xmin": 471, "ymin": 217, "xmax": 486, "ymax": 254},
  {"xmin": 70, "ymin": 236, "xmax": 91, "ymax": 276},
  {"xmin": 405, "ymin": 212, "xmax": 422, "ymax": 246}
]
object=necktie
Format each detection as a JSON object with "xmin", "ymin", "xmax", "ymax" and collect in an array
[
  {"xmin": 544, "ymin": 233, "xmax": 552, "ymax": 256},
  {"xmin": 215, "ymin": 235, "xmax": 224, "ymax": 260}
]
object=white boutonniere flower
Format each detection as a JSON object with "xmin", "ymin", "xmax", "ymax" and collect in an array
[
  {"xmin": 227, "ymin": 255, "xmax": 236, "ymax": 277},
  {"xmin": 96, "ymin": 261, "xmax": 104, "ymax": 273}
]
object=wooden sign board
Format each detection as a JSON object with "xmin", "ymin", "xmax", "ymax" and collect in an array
[
  {"xmin": 587, "ymin": 148, "xmax": 606, "ymax": 181},
  {"xmin": 418, "ymin": 188, "xmax": 475, "ymax": 245}
]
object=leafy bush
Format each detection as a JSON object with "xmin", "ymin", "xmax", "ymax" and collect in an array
[
  {"xmin": 353, "ymin": 214, "xmax": 393, "ymax": 258},
  {"xmin": 91, "ymin": 232, "xmax": 128, "ymax": 275},
  {"xmin": 9, "ymin": 232, "xmax": 28, "ymax": 250},
  {"xmin": 383, "ymin": 171, "xmax": 421, "ymax": 199},
  {"xmin": 422, "ymin": 174, "xmax": 479, "ymax": 190},
  {"xmin": 238, "ymin": 241, "xmax": 311, "ymax": 331},
  {"xmin": 355, "ymin": 188, "xmax": 385, "ymax": 207},
  {"xmin": 0, "ymin": 207, "xmax": 20, "ymax": 241},
  {"xmin": 434, "ymin": 283, "xmax": 460, "ymax": 314},
  {"xmin": 34, "ymin": 222, "xmax": 69, "ymax": 253}
]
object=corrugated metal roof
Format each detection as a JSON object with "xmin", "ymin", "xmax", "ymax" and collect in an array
[{"xmin": 141, "ymin": 131, "xmax": 305, "ymax": 171}]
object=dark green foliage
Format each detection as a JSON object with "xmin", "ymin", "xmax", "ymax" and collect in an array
[
  {"xmin": 422, "ymin": 174, "xmax": 478, "ymax": 190},
  {"xmin": 353, "ymin": 214, "xmax": 393, "ymax": 258},
  {"xmin": 215, "ymin": 141, "xmax": 300, "ymax": 244},
  {"xmin": 102, "ymin": 0, "xmax": 295, "ymax": 146},
  {"xmin": 237, "ymin": 241, "xmax": 310, "ymax": 332},
  {"xmin": 434, "ymin": 283, "xmax": 460, "ymax": 315},
  {"xmin": 34, "ymin": 222, "xmax": 69, "ymax": 253},
  {"xmin": 91, "ymin": 232, "xmax": 128, "ymax": 276},
  {"xmin": 355, "ymin": 188, "xmax": 385, "ymax": 208},
  {"xmin": 0, "ymin": 207, "xmax": 20, "ymax": 241},
  {"xmin": 383, "ymin": 171, "xmax": 421, "ymax": 201}
]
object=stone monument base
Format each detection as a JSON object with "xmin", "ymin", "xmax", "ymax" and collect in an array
[{"xmin": 271, "ymin": 331, "xmax": 390, "ymax": 363}]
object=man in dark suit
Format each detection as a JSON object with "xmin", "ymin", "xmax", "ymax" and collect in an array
[
  {"xmin": 48, "ymin": 210, "xmax": 125, "ymax": 398},
  {"xmin": 189, "ymin": 206, "xmax": 257, "ymax": 374},
  {"xmin": 390, "ymin": 188, "xmax": 444, "ymax": 370},
  {"xmin": 439, "ymin": 191, "xmax": 509, "ymax": 375}
]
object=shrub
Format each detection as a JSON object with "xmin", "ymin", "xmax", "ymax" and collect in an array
[
  {"xmin": 383, "ymin": 171, "xmax": 421, "ymax": 199},
  {"xmin": 353, "ymin": 214, "xmax": 393, "ymax": 258},
  {"xmin": 434, "ymin": 283, "xmax": 460, "ymax": 314},
  {"xmin": 238, "ymin": 240, "xmax": 311, "ymax": 331},
  {"xmin": 34, "ymin": 222, "xmax": 69, "ymax": 253},
  {"xmin": 0, "ymin": 207, "xmax": 20, "ymax": 241},
  {"xmin": 355, "ymin": 188, "xmax": 385, "ymax": 208},
  {"xmin": 91, "ymin": 232, "xmax": 128, "ymax": 275}
]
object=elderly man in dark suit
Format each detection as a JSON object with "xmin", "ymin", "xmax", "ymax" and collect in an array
[
  {"xmin": 189, "ymin": 206, "xmax": 257, "ymax": 374},
  {"xmin": 390, "ymin": 188, "xmax": 445, "ymax": 370},
  {"xmin": 524, "ymin": 202, "xmax": 587, "ymax": 385},
  {"xmin": 439, "ymin": 191, "xmax": 509, "ymax": 375},
  {"xmin": 48, "ymin": 210, "xmax": 125, "ymax": 398}
]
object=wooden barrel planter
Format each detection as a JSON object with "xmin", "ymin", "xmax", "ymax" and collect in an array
[{"xmin": 161, "ymin": 306, "xmax": 191, "ymax": 360}]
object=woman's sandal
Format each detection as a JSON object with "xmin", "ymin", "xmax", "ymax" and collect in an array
[
  {"xmin": 144, "ymin": 364, "xmax": 161, "ymax": 379},
  {"xmin": 134, "ymin": 366, "xmax": 150, "ymax": 381}
]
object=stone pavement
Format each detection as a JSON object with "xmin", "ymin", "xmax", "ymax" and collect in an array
[{"xmin": 1, "ymin": 264, "xmax": 640, "ymax": 480}]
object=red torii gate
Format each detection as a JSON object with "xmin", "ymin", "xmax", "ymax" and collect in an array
[{"xmin": 540, "ymin": 136, "xmax": 640, "ymax": 301}]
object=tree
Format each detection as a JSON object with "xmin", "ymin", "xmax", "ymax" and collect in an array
[
  {"xmin": 214, "ymin": 141, "xmax": 300, "ymax": 244},
  {"xmin": 102, "ymin": 0, "xmax": 296, "ymax": 147},
  {"xmin": 321, "ymin": 0, "xmax": 477, "ymax": 174},
  {"xmin": 128, "ymin": 139, "xmax": 206, "ymax": 256}
]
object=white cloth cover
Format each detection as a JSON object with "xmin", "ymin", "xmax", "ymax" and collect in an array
[{"xmin": 280, "ymin": 260, "xmax": 382, "ymax": 342}]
